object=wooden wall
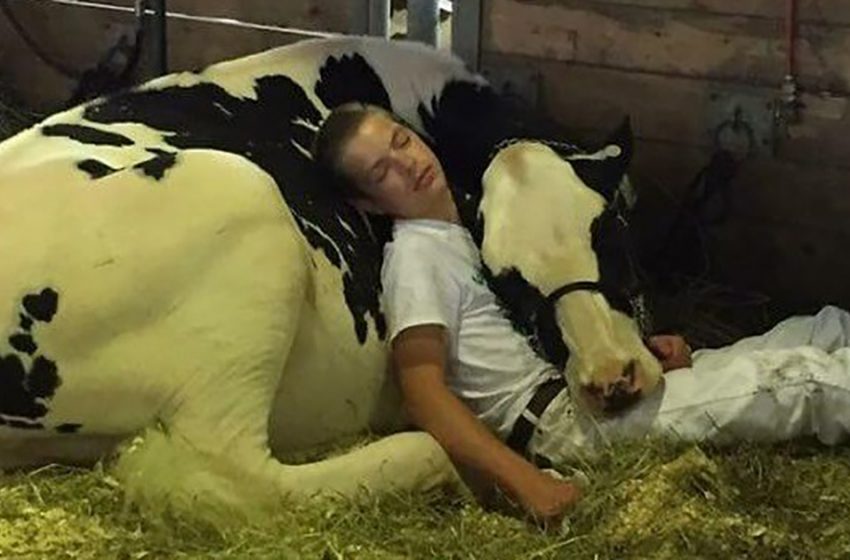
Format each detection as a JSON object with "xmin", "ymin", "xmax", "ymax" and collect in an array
[
  {"xmin": 0, "ymin": 0, "xmax": 347, "ymax": 110},
  {"xmin": 481, "ymin": 0, "xmax": 850, "ymax": 310}
]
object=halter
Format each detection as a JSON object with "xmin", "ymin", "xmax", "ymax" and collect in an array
[{"xmin": 490, "ymin": 137, "xmax": 654, "ymax": 337}]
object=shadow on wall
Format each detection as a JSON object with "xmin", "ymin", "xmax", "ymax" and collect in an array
[{"xmin": 0, "ymin": 78, "xmax": 41, "ymax": 139}]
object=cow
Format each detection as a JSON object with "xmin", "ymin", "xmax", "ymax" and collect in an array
[{"xmin": 0, "ymin": 36, "xmax": 662, "ymax": 521}]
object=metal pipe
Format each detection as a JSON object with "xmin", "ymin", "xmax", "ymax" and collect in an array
[
  {"xmin": 451, "ymin": 0, "xmax": 481, "ymax": 70},
  {"xmin": 149, "ymin": 0, "xmax": 167, "ymax": 75},
  {"xmin": 781, "ymin": 0, "xmax": 800, "ymax": 123},
  {"xmin": 368, "ymin": 0, "xmax": 390, "ymax": 38},
  {"xmin": 349, "ymin": 0, "xmax": 368, "ymax": 34},
  {"xmin": 408, "ymin": 0, "xmax": 439, "ymax": 46},
  {"xmin": 785, "ymin": 0, "xmax": 797, "ymax": 77},
  {"xmin": 34, "ymin": 0, "xmax": 338, "ymax": 39}
]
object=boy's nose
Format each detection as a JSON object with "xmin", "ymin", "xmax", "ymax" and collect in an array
[{"xmin": 401, "ymin": 155, "xmax": 418, "ymax": 179}]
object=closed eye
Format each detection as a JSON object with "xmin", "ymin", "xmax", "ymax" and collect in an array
[
  {"xmin": 371, "ymin": 160, "xmax": 389, "ymax": 184},
  {"xmin": 392, "ymin": 128, "xmax": 411, "ymax": 149}
]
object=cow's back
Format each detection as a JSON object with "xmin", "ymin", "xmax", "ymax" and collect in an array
[
  {"xmin": 0, "ymin": 38, "xmax": 482, "ymax": 476},
  {"xmin": 0, "ymin": 120, "xmax": 305, "ymax": 439}
]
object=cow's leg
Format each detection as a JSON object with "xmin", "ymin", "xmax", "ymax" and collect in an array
[
  {"xmin": 109, "ymin": 159, "xmax": 460, "ymax": 520},
  {"xmin": 110, "ymin": 186, "xmax": 311, "ymax": 520}
]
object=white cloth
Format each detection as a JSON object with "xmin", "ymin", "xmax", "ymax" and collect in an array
[
  {"xmin": 381, "ymin": 219, "xmax": 558, "ymax": 438},
  {"xmin": 529, "ymin": 305, "xmax": 850, "ymax": 464}
]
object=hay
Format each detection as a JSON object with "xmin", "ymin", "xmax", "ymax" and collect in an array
[{"xmin": 2, "ymin": 439, "xmax": 850, "ymax": 559}]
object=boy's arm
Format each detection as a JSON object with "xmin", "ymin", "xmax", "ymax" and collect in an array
[{"xmin": 392, "ymin": 324, "xmax": 580, "ymax": 524}]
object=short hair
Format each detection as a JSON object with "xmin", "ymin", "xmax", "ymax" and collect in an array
[{"xmin": 311, "ymin": 103, "xmax": 397, "ymax": 200}]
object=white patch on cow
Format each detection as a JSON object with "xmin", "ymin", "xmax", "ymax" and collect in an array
[
  {"xmin": 298, "ymin": 215, "xmax": 351, "ymax": 275},
  {"xmin": 338, "ymin": 217, "xmax": 356, "ymax": 237},
  {"xmin": 481, "ymin": 142, "xmax": 606, "ymax": 299},
  {"xmin": 295, "ymin": 118, "xmax": 318, "ymax": 132},
  {"xmin": 291, "ymin": 139, "xmax": 312, "ymax": 160},
  {"xmin": 212, "ymin": 102, "xmax": 233, "ymax": 117},
  {"xmin": 565, "ymin": 144, "xmax": 622, "ymax": 162},
  {"xmin": 141, "ymin": 70, "xmax": 217, "ymax": 95}
]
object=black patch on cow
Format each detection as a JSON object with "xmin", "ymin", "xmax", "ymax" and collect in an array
[
  {"xmin": 1, "ymin": 289, "xmax": 73, "ymax": 432},
  {"xmin": 0, "ymin": 354, "xmax": 50, "ymax": 418},
  {"xmin": 134, "ymin": 148, "xmax": 177, "ymax": 180},
  {"xmin": 483, "ymin": 267, "xmax": 568, "ymax": 370},
  {"xmin": 55, "ymin": 422, "xmax": 82, "ymax": 434},
  {"xmin": 23, "ymin": 288, "xmax": 59, "ymax": 323},
  {"xmin": 589, "ymin": 208, "xmax": 642, "ymax": 317},
  {"xmin": 77, "ymin": 158, "xmax": 120, "ymax": 179},
  {"xmin": 19, "ymin": 314, "xmax": 33, "ymax": 332},
  {"xmin": 42, "ymin": 124, "xmax": 134, "ymax": 147},
  {"xmin": 9, "ymin": 333, "xmax": 36, "ymax": 355},
  {"xmin": 419, "ymin": 80, "xmax": 522, "ymax": 238},
  {"xmin": 28, "ymin": 356, "xmax": 60, "ymax": 399},
  {"xmin": 315, "ymin": 53, "xmax": 392, "ymax": 111},
  {"xmin": 82, "ymin": 64, "xmax": 393, "ymax": 343}
]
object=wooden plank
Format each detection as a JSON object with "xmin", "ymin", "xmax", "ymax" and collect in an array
[
  {"xmin": 628, "ymin": 140, "xmax": 850, "ymax": 236},
  {"xmin": 505, "ymin": 0, "xmax": 850, "ymax": 26},
  {"xmin": 94, "ymin": 0, "xmax": 352, "ymax": 33},
  {"xmin": 483, "ymin": 0, "xmax": 850, "ymax": 94},
  {"xmin": 625, "ymin": 141, "xmax": 850, "ymax": 309},
  {"xmin": 707, "ymin": 219, "xmax": 850, "ymax": 309},
  {"xmin": 0, "ymin": 1, "xmax": 320, "ymax": 110},
  {"xmin": 480, "ymin": 53, "xmax": 850, "ymax": 170}
]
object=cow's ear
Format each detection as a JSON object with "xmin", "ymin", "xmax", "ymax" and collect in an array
[{"xmin": 315, "ymin": 53, "xmax": 393, "ymax": 112}]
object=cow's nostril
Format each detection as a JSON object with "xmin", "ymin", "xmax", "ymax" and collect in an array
[
  {"xmin": 603, "ymin": 383, "xmax": 642, "ymax": 414},
  {"xmin": 623, "ymin": 359, "xmax": 637, "ymax": 383}
]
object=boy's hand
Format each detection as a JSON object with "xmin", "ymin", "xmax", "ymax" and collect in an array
[
  {"xmin": 515, "ymin": 468, "xmax": 582, "ymax": 528},
  {"xmin": 646, "ymin": 334, "xmax": 692, "ymax": 372}
]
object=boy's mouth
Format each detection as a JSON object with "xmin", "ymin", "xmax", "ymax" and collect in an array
[{"xmin": 416, "ymin": 165, "xmax": 433, "ymax": 190}]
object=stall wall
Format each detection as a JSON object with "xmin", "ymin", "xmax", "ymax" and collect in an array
[
  {"xmin": 0, "ymin": 0, "xmax": 347, "ymax": 109},
  {"xmin": 481, "ymin": 0, "xmax": 850, "ymax": 309}
]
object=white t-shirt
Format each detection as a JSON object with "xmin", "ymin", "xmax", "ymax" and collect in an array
[{"xmin": 381, "ymin": 219, "xmax": 560, "ymax": 439}]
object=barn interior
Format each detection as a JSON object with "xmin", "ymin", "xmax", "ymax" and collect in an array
[{"xmin": 1, "ymin": 1, "xmax": 850, "ymax": 558}]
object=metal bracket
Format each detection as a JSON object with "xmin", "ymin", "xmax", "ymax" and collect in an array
[{"xmin": 706, "ymin": 86, "xmax": 778, "ymax": 159}]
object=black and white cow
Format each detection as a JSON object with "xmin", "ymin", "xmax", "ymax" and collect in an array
[{"xmin": 0, "ymin": 37, "xmax": 661, "ymax": 518}]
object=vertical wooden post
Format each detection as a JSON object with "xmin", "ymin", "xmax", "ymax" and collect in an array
[
  {"xmin": 452, "ymin": 0, "xmax": 481, "ymax": 70},
  {"xmin": 369, "ymin": 0, "xmax": 391, "ymax": 38},
  {"xmin": 150, "ymin": 0, "xmax": 168, "ymax": 75},
  {"xmin": 408, "ymin": 0, "xmax": 439, "ymax": 46}
]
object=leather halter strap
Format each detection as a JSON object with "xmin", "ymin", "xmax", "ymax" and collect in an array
[{"xmin": 546, "ymin": 280, "xmax": 603, "ymax": 306}]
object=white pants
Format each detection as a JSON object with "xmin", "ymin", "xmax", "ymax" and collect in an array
[{"xmin": 529, "ymin": 306, "xmax": 850, "ymax": 465}]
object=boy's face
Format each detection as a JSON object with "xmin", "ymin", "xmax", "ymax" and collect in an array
[{"xmin": 338, "ymin": 111, "xmax": 454, "ymax": 221}]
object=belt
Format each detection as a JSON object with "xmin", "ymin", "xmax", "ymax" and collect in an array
[{"xmin": 506, "ymin": 376, "xmax": 567, "ymax": 459}]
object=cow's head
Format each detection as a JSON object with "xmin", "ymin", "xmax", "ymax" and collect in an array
[
  {"xmin": 477, "ymin": 124, "xmax": 663, "ymax": 415},
  {"xmin": 418, "ymin": 80, "xmax": 663, "ymax": 415}
]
